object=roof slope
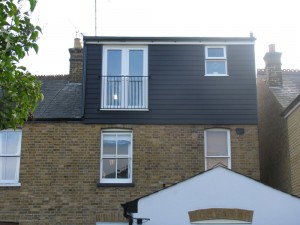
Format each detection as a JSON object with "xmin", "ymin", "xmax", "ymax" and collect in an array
[
  {"xmin": 257, "ymin": 70, "xmax": 300, "ymax": 108},
  {"xmin": 33, "ymin": 78, "xmax": 82, "ymax": 120}
]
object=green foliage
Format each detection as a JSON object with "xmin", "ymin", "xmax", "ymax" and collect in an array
[{"xmin": 0, "ymin": 0, "xmax": 43, "ymax": 130}]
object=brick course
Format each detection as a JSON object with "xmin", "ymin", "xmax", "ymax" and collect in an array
[{"xmin": 0, "ymin": 123, "xmax": 260, "ymax": 225}]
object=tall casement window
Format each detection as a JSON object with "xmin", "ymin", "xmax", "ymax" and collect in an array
[
  {"xmin": 100, "ymin": 130, "xmax": 133, "ymax": 184},
  {"xmin": 0, "ymin": 129, "xmax": 22, "ymax": 186},
  {"xmin": 204, "ymin": 129, "xmax": 231, "ymax": 170},
  {"xmin": 205, "ymin": 46, "xmax": 227, "ymax": 76},
  {"xmin": 102, "ymin": 46, "xmax": 148, "ymax": 110}
]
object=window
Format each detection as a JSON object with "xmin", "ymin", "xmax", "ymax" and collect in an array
[
  {"xmin": 205, "ymin": 46, "xmax": 227, "ymax": 76},
  {"xmin": 100, "ymin": 131, "xmax": 133, "ymax": 184},
  {"xmin": 0, "ymin": 129, "xmax": 22, "ymax": 186},
  {"xmin": 102, "ymin": 46, "xmax": 148, "ymax": 110},
  {"xmin": 204, "ymin": 129, "xmax": 231, "ymax": 170}
]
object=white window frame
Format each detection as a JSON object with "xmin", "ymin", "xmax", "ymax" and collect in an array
[
  {"xmin": 204, "ymin": 129, "xmax": 231, "ymax": 170},
  {"xmin": 205, "ymin": 46, "xmax": 228, "ymax": 76},
  {"xmin": 101, "ymin": 45, "xmax": 148, "ymax": 110},
  {"xmin": 0, "ymin": 129, "xmax": 22, "ymax": 186},
  {"xmin": 100, "ymin": 130, "xmax": 133, "ymax": 184}
]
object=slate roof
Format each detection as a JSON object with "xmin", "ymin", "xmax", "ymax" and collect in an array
[
  {"xmin": 257, "ymin": 69, "xmax": 300, "ymax": 109},
  {"xmin": 33, "ymin": 76, "xmax": 82, "ymax": 120}
]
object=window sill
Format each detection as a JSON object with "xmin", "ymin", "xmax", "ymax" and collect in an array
[
  {"xmin": 0, "ymin": 183, "xmax": 21, "ymax": 187},
  {"xmin": 204, "ymin": 74, "xmax": 229, "ymax": 76},
  {"xmin": 97, "ymin": 183, "xmax": 135, "ymax": 187}
]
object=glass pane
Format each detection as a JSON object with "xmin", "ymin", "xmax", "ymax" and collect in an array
[
  {"xmin": 207, "ymin": 48, "xmax": 224, "ymax": 57},
  {"xmin": 207, "ymin": 157, "xmax": 228, "ymax": 169},
  {"xmin": 206, "ymin": 61, "xmax": 226, "ymax": 74},
  {"xmin": 128, "ymin": 76, "xmax": 144, "ymax": 108},
  {"xmin": 129, "ymin": 50, "xmax": 143, "ymax": 76},
  {"xmin": 102, "ymin": 158, "xmax": 116, "ymax": 178},
  {"xmin": 206, "ymin": 131, "xmax": 228, "ymax": 156},
  {"xmin": 0, "ymin": 157, "xmax": 19, "ymax": 180},
  {"xmin": 107, "ymin": 50, "xmax": 121, "ymax": 76},
  {"xmin": 0, "ymin": 132, "xmax": 7, "ymax": 155},
  {"xmin": 117, "ymin": 134, "xmax": 131, "ymax": 155},
  {"xmin": 103, "ymin": 134, "xmax": 116, "ymax": 155},
  {"xmin": 106, "ymin": 76, "xmax": 122, "ymax": 107},
  {"xmin": 6, "ymin": 131, "xmax": 21, "ymax": 155},
  {"xmin": 117, "ymin": 158, "xmax": 129, "ymax": 179}
]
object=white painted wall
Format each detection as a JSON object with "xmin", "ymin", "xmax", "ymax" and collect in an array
[{"xmin": 131, "ymin": 167, "xmax": 300, "ymax": 225}]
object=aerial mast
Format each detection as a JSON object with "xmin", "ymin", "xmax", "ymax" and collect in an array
[{"xmin": 95, "ymin": 0, "xmax": 97, "ymax": 36}]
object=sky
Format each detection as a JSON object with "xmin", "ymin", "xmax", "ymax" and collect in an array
[{"xmin": 21, "ymin": 0, "xmax": 300, "ymax": 75}]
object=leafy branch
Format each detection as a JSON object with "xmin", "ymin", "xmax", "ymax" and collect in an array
[{"xmin": 0, "ymin": 0, "xmax": 43, "ymax": 130}]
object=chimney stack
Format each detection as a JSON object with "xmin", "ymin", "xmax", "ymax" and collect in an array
[
  {"xmin": 69, "ymin": 38, "xmax": 83, "ymax": 83},
  {"xmin": 263, "ymin": 44, "xmax": 282, "ymax": 87}
]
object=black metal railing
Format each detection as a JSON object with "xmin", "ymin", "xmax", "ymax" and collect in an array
[{"xmin": 101, "ymin": 75, "xmax": 148, "ymax": 109}]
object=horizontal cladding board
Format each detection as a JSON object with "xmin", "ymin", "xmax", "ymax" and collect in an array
[
  {"xmin": 83, "ymin": 119, "xmax": 257, "ymax": 125},
  {"xmin": 83, "ymin": 116, "xmax": 258, "ymax": 125},
  {"xmin": 84, "ymin": 108, "xmax": 257, "ymax": 115}
]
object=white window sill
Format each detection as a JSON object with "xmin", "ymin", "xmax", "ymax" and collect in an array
[
  {"xmin": 0, "ymin": 183, "xmax": 21, "ymax": 187},
  {"xmin": 204, "ymin": 74, "xmax": 229, "ymax": 76},
  {"xmin": 97, "ymin": 183, "xmax": 134, "ymax": 187}
]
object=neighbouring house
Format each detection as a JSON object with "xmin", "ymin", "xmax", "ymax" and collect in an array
[
  {"xmin": 1, "ymin": 36, "xmax": 299, "ymax": 225},
  {"xmin": 257, "ymin": 44, "xmax": 300, "ymax": 197}
]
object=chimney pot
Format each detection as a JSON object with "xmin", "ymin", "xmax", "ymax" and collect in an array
[
  {"xmin": 269, "ymin": 44, "xmax": 275, "ymax": 53},
  {"xmin": 74, "ymin": 38, "xmax": 82, "ymax": 49}
]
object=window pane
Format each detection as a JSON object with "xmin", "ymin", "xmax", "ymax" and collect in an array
[
  {"xmin": 207, "ymin": 157, "xmax": 228, "ymax": 170},
  {"xmin": 102, "ymin": 159, "xmax": 116, "ymax": 178},
  {"xmin": 107, "ymin": 50, "xmax": 121, "ymax": 76},
  {"xmin": 0, "ymin": 132, "xmax": 7, "ymax": 155},
  {"xmin": 117, "ymin": 158, "xmax": 129, "ymax": 179},
  {"xmin": 6, "ymin": 131, "xmax": 21, "ymax": 155},
  {"xmin": 206, "ymin": 61, "xmax": 226, "ymax": 74},
  {"xmin": 103, "ymin": 134, "xmax": 116, "ymax": 155},
  {"xmin": 117, "ymin": 134, "xmax": 131, "ymax": 155},
  {"xmin": 129, "ymin": 50, "xmax": 143, "ymax": 76},
  {"xmin": 207, "ymin": 48, "xmax": 224, "ymax": 57},
  {"xmin": 206, "ymin": 131, "xmax": 228, "ymax": 156},
  {"xmin": 0, "ymin": 157, "xmax": 19, "ymax": 180},
  {"xmin": 106, "ymin": 76, "xmax": 122, "ymax": 107}
]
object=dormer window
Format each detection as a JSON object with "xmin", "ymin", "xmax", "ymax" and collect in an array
[
  {"xmin": 101, "ymin": 46, "xmax": 148, "ymax": 110},
  {"xmin": 205, "ymin": 46, "xmax": 227, "ymax": 76}
]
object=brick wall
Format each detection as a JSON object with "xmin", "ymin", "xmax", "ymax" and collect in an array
[
  {"xmin": 0, "ymin": 123, "xmax": 260, "ymax": 225},
  {"xmin": 257, "ymin": 78, "xmax": 292, "ymax": 193},
  {"xmin": 287, "ymin": 106, "xmax": 300, "ymax": 196}
]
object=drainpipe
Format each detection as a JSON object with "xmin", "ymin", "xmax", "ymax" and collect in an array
[{"xmin": 121, "ymin": 203, "xmax": 133, "ymax": 225}]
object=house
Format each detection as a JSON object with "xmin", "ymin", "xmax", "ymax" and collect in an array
[
  {"xmin": 257, "ymin": 44, "xmax": 300, "ymax": 197},
  {"xmin": 0, "ymin": 35, "xmax": 266, "ymax": 224}
]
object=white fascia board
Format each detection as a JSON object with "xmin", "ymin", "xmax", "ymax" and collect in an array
[
  {"xmin": 85, "ymin": 41, "xmax": 255, "ymax": 45},
  {"xmin": 284, "ymin": 101, "xmax": 300, "ymax": 119}
]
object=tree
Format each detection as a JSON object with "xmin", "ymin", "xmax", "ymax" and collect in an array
[{"xmin": 0, "ymin": 0, "xmax": 43, "ymax": 130}]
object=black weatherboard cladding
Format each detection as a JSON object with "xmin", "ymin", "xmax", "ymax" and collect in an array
[{"xmin": 84, "ymin": 42, "xmax": 257, "ymax": 125}]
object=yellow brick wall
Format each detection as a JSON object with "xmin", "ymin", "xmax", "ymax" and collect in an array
[
  {"xmin": 0, "ymin": 123, "xmax": 260, "ymax": 225},
  {"xmin": 287, "ymin": 105, "xmax": 300, "ymax": 197}
]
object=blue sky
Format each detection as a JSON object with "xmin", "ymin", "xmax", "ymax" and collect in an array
[{"xmin": 22, "ymin": 0, "xmax": 300, "ymax": 75}]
